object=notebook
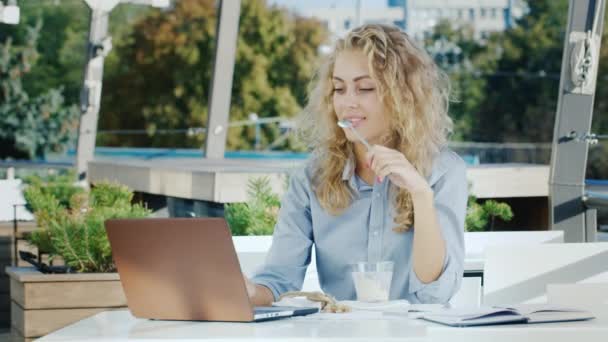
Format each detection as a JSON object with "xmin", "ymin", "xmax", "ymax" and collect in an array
[{"xmin": 420, "ymin": 304, "xmax": 595, "ymax": 327}]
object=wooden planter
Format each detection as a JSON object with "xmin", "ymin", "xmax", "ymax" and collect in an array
[
  {"xmin": 0, "ymin": 221, "xmax": 39, "ymax": 329},
  {"xmin": 5, "ymin": 267, "xmax": 126, "ymax": 341}
]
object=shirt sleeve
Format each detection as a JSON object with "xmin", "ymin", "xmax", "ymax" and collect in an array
[
  {"xmin": 251, "ymin": 167, "xmax": 314, "ymax": 301},
  {"xmin": 408, "ymin": 152, "xmax": 467, "ymax": 304}
]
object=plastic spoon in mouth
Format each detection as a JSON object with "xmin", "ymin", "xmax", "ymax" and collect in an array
[{"xmin": 338, "ymin": 119, "xmax": 372, "ymax": 151}]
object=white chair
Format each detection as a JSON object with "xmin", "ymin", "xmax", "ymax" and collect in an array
[
  {"xmin": 232, "ymin": 235, "xmax": 272, "ymax": 278},
  {"xmin": 450, "ymin": 276, "xmax": 482, "ymax": 307},
  {"xmin": 451, "ymin": 231, "xmax": 564, "ymax": 308},
  {"xmin": 547, "ymin": 283, "xmax": 608, "ymax": 308},
  {"xmin": 464, "ymin": 230, "xmax": 564, "ymax": 261},
  {"xmin": 484, "ymin": 242, "xmax": 608, "ymax": 305},
  {"xmin": 0, "ymin": 179, "xmax": 34, "ymax": 221}
]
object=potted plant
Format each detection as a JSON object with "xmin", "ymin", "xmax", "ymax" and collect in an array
[
  {"xmin": 6, "ymin": 175, "xmax": 149, "ymax": 341},
  {"xmin": 465, "ymin": 194, "xmax": 514, "ymax": 232},
  {"xmin": 225, "ymin": 176, "xmax": 281, "ymax": 236}
]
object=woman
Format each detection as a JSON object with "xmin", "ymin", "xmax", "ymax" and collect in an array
[{"xmin": 246, "ymin": 24, "xmax": 467, "ymax": 305}]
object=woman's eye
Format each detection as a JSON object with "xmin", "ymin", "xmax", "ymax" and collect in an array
[
  {"xmin": 359, "ymin": 88, "xmax": 375, "ymax": 92},
  {"xmin": 333, "ymin": 88, "xmax": 345, "ymax": 94}
]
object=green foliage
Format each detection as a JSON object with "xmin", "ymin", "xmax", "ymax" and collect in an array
[
  {"xmin": 5, "ymin": 1, "xmax": 151, "ymax": 105},
  {"xmin": 471, "ymin": 0, "xmax": 568, "ymax": 144},
  {"xmin": 227, "ymin": 177, "xmax": 513, "ymax": 234},
  {"xmin": 23, "ymin": 170, "xmax": 84, "ymax": 212},
  {"xmin": 425, "ymin": 19, "xmax": 499, "ymax": 141},
  {"xmin": 99, "ymin": 0, "xmax": 328, "ymax": 150},
  {"xmin": 0, "ymin": 16, "xmax": 78, "ymax": 160},
  {"xmin": 225, "ymin": 176, "xmax": 282, "ymax": 236},
  {"xmin": 465, "ymin": 194, "xmax": 514, "ymax": 232},
  {"xmin": 24, "ymin": 179, "xmax": 150, "ymax": 273},
  {"xmin": 10, "ymin": 0, "xmax": 89, "ymax": 102}
]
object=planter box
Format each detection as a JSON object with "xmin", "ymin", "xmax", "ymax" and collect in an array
[
  {"xmin": 0, "ymin": 222, "xmax": 40, "ymax": 330},
  {"xmin": 5, "ymin": 267, "xmax": 126, "ymax": 341}
]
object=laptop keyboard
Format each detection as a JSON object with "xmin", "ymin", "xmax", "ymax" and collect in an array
[{"xmin": 254, "ymin": 306, "xmax": 289, "ymax": 314}]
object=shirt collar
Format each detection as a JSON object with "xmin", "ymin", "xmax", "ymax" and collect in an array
[{"xmin": 341, "ymin": 152, "xmax": 359, "ymax": 192}]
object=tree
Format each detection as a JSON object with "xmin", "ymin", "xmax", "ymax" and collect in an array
[
  {"xmin": 99, "ymin": 0, "xmax": 328, "ymax": 151},
  {"xmin": 472, "ymin": 0, "xmax": 569, "ymax": 143},
  {"xmin": 13, "ymin": 1, "xmax": 89, "ymax": 104},
  {"xmin": 0, "ymin": 20, "xmax": 78, "ymax": 160},
  {"xmin": 0, "ymin": 1, "xmax": 151, "ymax": 160},
  {"xmin": 464, "ymin": 0, "xmax": 608, "ymax": 178},
  {"xmin": 10, "ymin": 1, "xmax": 152, "ymax": 108},
  {"xmin": 425, "ymin": 20, "xmax": 499, "ymax": 140}
]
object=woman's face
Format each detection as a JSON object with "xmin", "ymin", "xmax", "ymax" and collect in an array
[{"xmin": 332, "ymin": 49, "xmax": 391, "ymax": 145}]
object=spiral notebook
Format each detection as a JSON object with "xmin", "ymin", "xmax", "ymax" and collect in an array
[{"xmin": 420, "ymin": 304, "xmax": 595, "ymax": 327}]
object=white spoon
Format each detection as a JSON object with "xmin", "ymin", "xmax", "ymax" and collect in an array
[{"xmin": 337, "ymin": 119, "xmax": 372, "ymax": 151}]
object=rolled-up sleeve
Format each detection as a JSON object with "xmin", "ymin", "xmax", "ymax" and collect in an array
[
  {"xmin": 251, "ymin": 167, "xmax": 313, "ymax": 301},
  {"xmin": 408, "ymin": 154, "xmax": 467, "ymax": 304}
]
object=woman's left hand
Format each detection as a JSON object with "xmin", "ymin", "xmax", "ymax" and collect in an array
[{"xmin": 366, "ymin": 145, "xmax": 431, "ymax": 195}]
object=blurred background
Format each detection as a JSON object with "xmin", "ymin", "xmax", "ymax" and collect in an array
[
  {"xmin": 2, "ymin": 0, "xmax": 606, "ymax": 170},
  {"xmin": 1, "ymin": 0, "xmax": 608, "ymax": 231}
]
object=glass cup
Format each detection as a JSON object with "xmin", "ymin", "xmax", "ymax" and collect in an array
[{"xmin": 351, "ymin": 261, "xmax": 394, "ymax": 302}]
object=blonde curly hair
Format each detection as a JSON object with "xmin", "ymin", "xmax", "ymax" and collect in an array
[{"xmin": 297, "ymin": 24, "xmax": 453, "ymax": 232}]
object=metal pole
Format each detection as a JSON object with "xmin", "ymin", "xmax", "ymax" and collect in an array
[
  {"xmin": 585, "ymin": 208, "xmax": 598, "ymax": 242},
  {"xmin": 75, "ymin": 0, "xmax": 119, "ymax": 182},
  {"xmin": 75, "ymin": 0, "xmax": 168, "ymax": 182},
  {"xmin": 13, "ymin": 204, "xmax": 17, "ymax": 266},
  {"xmin": 204, "ymin": 0, "xmax": 241, "ymax": 159},
  {"xmin": 549, "ymin": 0, "xmax": 606, "ymax": 242}
]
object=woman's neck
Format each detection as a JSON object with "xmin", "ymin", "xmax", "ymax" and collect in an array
[{"xmin": 353, "ymin": 142, "xmax": 375, "ymax": 186}]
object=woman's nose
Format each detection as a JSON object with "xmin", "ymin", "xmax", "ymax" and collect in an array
[{"xmin": 344, "ymin": 90, "xmax": 359, "ymax": 108}]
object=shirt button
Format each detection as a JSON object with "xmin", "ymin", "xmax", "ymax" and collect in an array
[{"xmin": 375, "ymin": 193, "xmax": 381, "ymax": 198}]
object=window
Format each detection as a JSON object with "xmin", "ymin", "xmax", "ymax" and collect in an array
[{"xmin": 469, "ymin": 8, "xmax": 475, "ymax": 20}]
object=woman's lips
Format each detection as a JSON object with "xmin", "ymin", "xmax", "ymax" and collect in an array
[{"xmin": 347, "ymin": 117, "xmax": 365, "ymax": 128}]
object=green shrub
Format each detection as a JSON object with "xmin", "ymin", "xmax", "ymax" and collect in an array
[
  {"xmin": 24, "ymin": 178, "xmax": 150, "ymax": 273},
  {"xmin": 226, "ymin": 177, "xmax": 514, "ymax": 234},
  {"xmin": 225, "ymin": 177, "xmax": 281, "ymax": 236},
  {"xmin": 23, "ymin": 171, "xmax": 84, "ymax": 210},
  {"xmin": 465, "ymin": 194, "xmax": 514, "ymax": 232}
]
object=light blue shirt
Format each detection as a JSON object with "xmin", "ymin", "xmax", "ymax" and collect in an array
[{"xmin": 252, "ymin": 148, "xmax": 468, "ymax": 304}]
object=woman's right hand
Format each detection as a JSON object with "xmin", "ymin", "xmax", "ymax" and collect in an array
[
  {"xmin": 244, "ymin": 276, "xmax": 257, "ymax": 299},
  {"xmin": 243, "ymin": 276, "xmax": 274, "ymax": 306}
]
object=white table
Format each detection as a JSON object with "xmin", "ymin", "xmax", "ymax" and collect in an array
[{"xmin": 39, "ymin": 305, "xmax": 608, "ymax": 342}]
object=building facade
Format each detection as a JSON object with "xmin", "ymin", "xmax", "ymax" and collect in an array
[{"xmin": 301, "ymin": 0, "xmax": 525, "ymax": 41}]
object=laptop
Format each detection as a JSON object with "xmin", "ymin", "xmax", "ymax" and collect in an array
[{"xmin": 105, "ymin": 217, "xmax": 319, "ymax": 322}]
